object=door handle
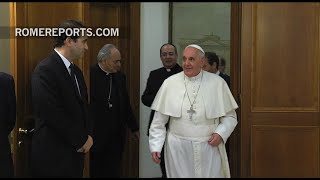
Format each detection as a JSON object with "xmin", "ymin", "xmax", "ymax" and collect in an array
[
  {"xmin": 18, "ymin": 128, "xmax": 34, "ymax": 135},
  {"xmin": 18, "ymin": 128, "xmax": 28, "ymax": 134}
]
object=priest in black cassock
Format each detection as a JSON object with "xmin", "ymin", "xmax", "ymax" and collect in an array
[
  {"xmin": 89, "ymin": 44, "xmax": 139, "ymax": 178},
  {"xmin": 141, "ymin": 43, "xmax": 182, "ymax": 178}
]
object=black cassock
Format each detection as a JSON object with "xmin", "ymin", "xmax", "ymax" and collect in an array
[{"xmin": 89, "ymin": 64, "xmax": 138, "ymax": 178}]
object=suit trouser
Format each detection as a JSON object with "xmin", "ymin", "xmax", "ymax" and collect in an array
[
  {"xmin": 90, "ymin": 148, "xmax": 122, "ymax": 178},
  {"xmin": 0, "ymin": 151, "xmax": 14, "ymax": 178}
]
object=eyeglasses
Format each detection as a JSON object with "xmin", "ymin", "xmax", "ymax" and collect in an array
[{"xmin": 161, "ymin": 52, "xmax": 175, "ymax": 57}]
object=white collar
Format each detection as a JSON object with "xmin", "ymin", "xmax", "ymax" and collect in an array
[
  {"xmin": 98, "ymin": 63, "xmax": 111, "ymax": 75},
  {"xmin": 54, "ymin": 49, "xmax": 72, "ymax": 71},
  {"xmin": 184, "ymin": 70, "xmax": 203, "ymax": 82}
]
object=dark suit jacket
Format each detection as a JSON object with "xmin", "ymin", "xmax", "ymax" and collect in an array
[
  {"xmin": 0, "ymin": 72, "xmax": 16, "ymax": 178},
  {"xmin": 219, "ymin": 72, "xmax": 230, "ymax": 88},
  {"xmin": 141, "ymin": 64, "xmax": 182, "ymax": 136},
  {"xmin": 89, "ymin": 64, "xmax": 138, "ymax": 153},
  {"xmin": 31, "ymin": 51, "xmax": 91, "ymax": 177}
]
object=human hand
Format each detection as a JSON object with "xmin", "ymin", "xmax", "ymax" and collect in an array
[
  {"xmin": 77, "ymin": 135, "xmax": 93, "ymax": 153},
  {"xmin": 151, "ymin": 152, "xmax": 161, "ymax": 164},
  {"xmin": 77, "ymin": 147, "xmax": 84, "ymax": 153},
  {"xmin": 208, "ymin": 133, "xmax": 222, "ymax": 146}
]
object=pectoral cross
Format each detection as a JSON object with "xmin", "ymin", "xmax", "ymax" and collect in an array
[{"xmin": 187, "ymin": 105, "xmax": 196, "ymax": 120}]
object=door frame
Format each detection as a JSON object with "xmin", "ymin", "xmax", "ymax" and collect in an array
[{"xmin": 229, "ymin": 2, "xmax": 242, "ymax": 178}]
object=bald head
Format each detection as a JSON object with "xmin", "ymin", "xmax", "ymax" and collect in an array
[{"xmin": 97, "ymin": 44, "xmax": 121, "ymax": 73}]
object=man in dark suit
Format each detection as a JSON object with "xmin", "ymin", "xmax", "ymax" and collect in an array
[
  {"xmin": 0, "ymin": 72, "xmax": 16, "ymax": 178},
  {"xmin": 89, "ymin": 44, "xmax": 139, "ymax": 178},
  {"xmin": 31, "ymin": 20, "xmax": 93, "ymax": 178},
  {"xmin": 218, "ymin": 56, "xmax": 231, "ymax": 85},
  {"xmin": 203, "ymin": 51, "xmax": 230, "ymax": 87},
  {"xmin": 203, "ymin": 51, "xmax": 232, "ymax": 157},
  {"xmin": 141, "ymin": 43, "xmax": 182, "ymax": 178}
]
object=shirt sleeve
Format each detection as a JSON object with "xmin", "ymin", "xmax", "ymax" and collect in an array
[
  {"xmin": 148, "ymin": 111, "xmax": 170, "ymax": 153},
  {"xmin": 214, "ymin": 109, "xmax": 237, "ymax": 143}
]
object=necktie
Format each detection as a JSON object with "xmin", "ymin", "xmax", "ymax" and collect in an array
[{"xmin": 69, "ymin": 63, "xmax": 81, "ymax": 97}]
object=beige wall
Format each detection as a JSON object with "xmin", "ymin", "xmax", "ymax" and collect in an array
[
  {"xmin": 0, "ymin": 2, "xmax": 10, "ymax": 74},
  {"xmin": 140, "ymin": 3, "xmax": 169, "ymax": 177}
]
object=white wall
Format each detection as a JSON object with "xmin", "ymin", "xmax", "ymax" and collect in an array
[
  {"xmin": 139, "ymin": 2, "xmax": 169, "ymax": 178},
  {"xmin": 0, "ymin": 2, "xmax": 10, "ymax": 74}
]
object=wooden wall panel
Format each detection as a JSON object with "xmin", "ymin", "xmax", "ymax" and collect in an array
[
  {"xmin": 252, "ymin": 126, "xmax": 319, "ymax": 177},
  {"xmin": 241, "ymin": 2, "xmax": 320, "ymax": 177},
  {"xmin": 251, "ymin": 3, "xmax": 319, "ymax": 112},
  {"xmin": 86, "ymin": 3, "xmax": 121, "ymax": 68}
]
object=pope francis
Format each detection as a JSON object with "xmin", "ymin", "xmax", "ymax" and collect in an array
[{"xmin": 148, "ymin": 44, "xmax": 238, "ymax": 178}]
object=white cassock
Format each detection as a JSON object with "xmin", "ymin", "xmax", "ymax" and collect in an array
[{"xmin": 149, "ymin": 70, "xmax": 238, "ymax": 178}]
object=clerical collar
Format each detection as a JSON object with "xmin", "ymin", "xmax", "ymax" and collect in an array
[
  {"xmin": 165, "ymin": 64, "xmax": 179, "ymax": 72},
  {"xmin": 98, "ymin": 63, "xmax": 111, "ymax": 75},
  {"xmin": 184, "ymin": 70, "xmax": 203, "ymax": 82}
]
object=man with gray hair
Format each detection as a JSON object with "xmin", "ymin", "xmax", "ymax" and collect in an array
[
  {"xmin": 149, "ymin": 44, "xmax": 238, "ymax": 178},
  {"xmin": 89, "ymin": 44, "xmax": 139, "ymax": 178}
]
